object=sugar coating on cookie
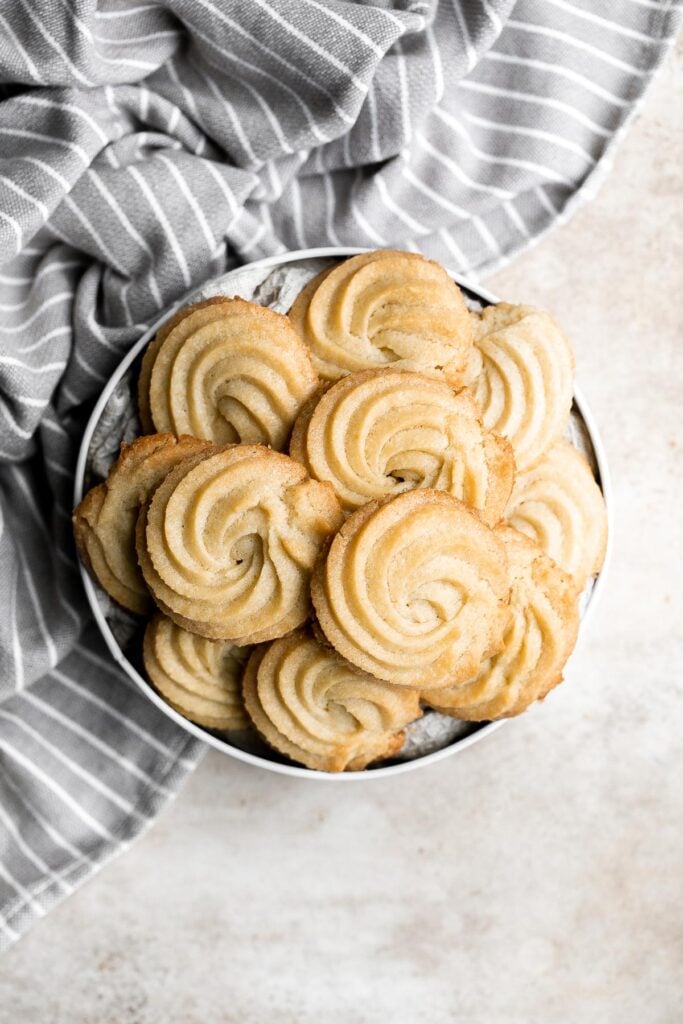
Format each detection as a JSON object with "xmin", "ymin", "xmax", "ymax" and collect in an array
[
  {"xmin": 242, "ymin": 630, "xmax": 421, "ymax": 772},
  {"xmin": 288, "ymin": 250, "xmax": 474, "ymax": 387},
  {"xmin": 312, "ymin": 488, "xmax": 511, "ymax": 688},
  {"xmin": 469, "ymin": 303, "xmax": 574, "ymax": 471},
  {"xmin": 144, "ymin": 612, "xmax": 250, "ymax": 730},
  {"xmin": 73, "ymin": 433, "xmax": 211, "ymax": 614},
  {"xmin": 423, "ymin": 525, "xmax": 579, "ymax": 720},
  {"xmin": 139, "ymin": 296, "xmax": 318, "ymax": 450},
  {"xmin": 290, "ymin": 368, "xmax": 515, "ymax": 521},
  {"xmin": 137, "ymin": 445, "xmax": 344, "ymax": 645},
  {"xmin": 506, "ymin": 439, "xmax": 608, "ymax": 591}
]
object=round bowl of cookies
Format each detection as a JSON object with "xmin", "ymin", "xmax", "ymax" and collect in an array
[{"xmin": 73, "ymin": 247, "xmax": 611, "ymax": 779}]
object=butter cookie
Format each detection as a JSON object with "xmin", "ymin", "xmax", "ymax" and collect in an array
[
  {"xmin": 290, "ymin": 369, "xmax": 514, "ymax": 522},
  {"xmin": 507, "ymin": 439, "xmax": 607, "ymax": 590},
  {"xmin": 469, "ymin": 303, "xmax": 574, "ymax": 470},
  {"xmin": 312, "ymin": 489, "xmax": 510, "ymax": 688},
  {"xmin": 423, "ymin": 525, "xmax": 579, "ymax": 720},
  {"xmin": 289, "ymin": 250, "xmax": 473, "ymax": 387},
  {"xmin": 137, "ymin": 446, "xmax": 344, "ymax": 644},
  {"xmin": 139, "ymin": 296, "xmax": 318, "ymax": 449},
  {"xmin": 243, "ymin": 630, "xmax": 421, "ymax": 772},
  {"xmin": 73, "ymin": 433, "xmax": 210, "ymax": 613},
  {"xmin": 144, "ymin": 612, "xmax": 249, "ymax": 730}
]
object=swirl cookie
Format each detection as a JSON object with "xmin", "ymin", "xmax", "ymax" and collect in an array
[
  {"xmin": 139, "ymin": 296, "xmax": 318, "ymax": 449},
  {"xmin": 144, "ymin": 613, "xmax": 249, "ymax": 730},
  {"xmin": 423, "ymin": 526, "xmax": 579, "ymax": 720},
  {"xmin": 137, "ymin": 445, "xmax": 344, "ymax": 644},
  {"xmin": 138, "ymin": 296, "xmax": 227, "ymax": 433},
  {"xmin": 469, "ymin": 303, "xmax": 574, "ymax": 470},
  {"xmin": 288, "ymin": 250, "xmax": 473, "ymax": 387},
  {"xmin": 243, "ymin": 630, "xmax": 422, "ymax": 772},
  {"xmin": 73, "ymin": 433, "xmax": 210, "ymax": 614},
  {"xmin": 312, "ymin": 489, "xmax": 510, "ymax": 688},
  {"xmin": 290, "ymin": 369, "xmax": 515, "ymax": 522},
  {"xmin": 507, "ymin": 439, "xmax": 608, "ymax": 590}
]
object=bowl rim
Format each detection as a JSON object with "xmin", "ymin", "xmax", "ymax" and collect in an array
[{"xmin": 73, "ymin": 245, "xmax": 613, "ymax": 781}]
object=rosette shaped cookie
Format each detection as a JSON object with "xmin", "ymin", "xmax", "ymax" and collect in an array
[
  {"xmin": 312, "ymin": 489, "xmax": 510, "ymax": 688},
  {"xmin": 243, "ymin": 631, "xmax": 422, "ymax": 772},
  {"xmin": 138, "ymin": 296, "xmax": 226, "ymax": 433},
  {"xmin": 507, "ymin": 440, "xmax": 608, "ymax": 590},
  {"xmin": 290, "ymin": 369, "xmax": 515, "ymax": 522},
  {"xmin": 288, "ymin": 250, "xmax": 473, "ymax": 386},
  {"xmin": 139, "ymin": 296, "xmax": 319, "ymax": 449},
  {"xmin": 137, "ymin": 446, "xmax": 344, "ymax": 644},
  {"xmin": 469, "ymin": 303, "xmax": 574, "ymax": 470},
  {"xmin": 73, "ymin": 433, "xmax": 210, "ymax": 614},
  {"xmin": 423, "ymin": 526, "xmax": 579, "ymax": 720},
  {"xmin": 144, "ymin": 613, "xmax": 249, "ymax": 730}
]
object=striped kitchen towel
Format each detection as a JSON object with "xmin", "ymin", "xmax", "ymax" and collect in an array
[{"xmin": 0, "ymin": 0, "xmax": 679, "ymax": 948}]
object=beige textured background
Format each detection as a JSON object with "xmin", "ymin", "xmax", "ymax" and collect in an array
[{"xmin": 1, "ymin": 44, "xmax": 681, "ymax": 1024}]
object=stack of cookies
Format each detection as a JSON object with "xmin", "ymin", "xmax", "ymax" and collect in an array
[{"xmin": 74, "ymin": 250, "xmax": 608, "ymax": 773}]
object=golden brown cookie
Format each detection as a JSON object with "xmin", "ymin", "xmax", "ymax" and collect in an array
[
  {"xmin": 469, "ymin": 303, "xmax": 574, "ymax": 470},
  {"xmin": 242, "ymin": 630, "xmax": 421, "ymax": 772},
  {"xmin": 423, "ymin": 525, "xmax": 579, "ymax": 720},
  {"xmin": 139, "ymin": 296, "xmax": 318, "ymax": 449},
  {"xmin": 143, "ymin": 612, "xmax": 249, "ymax": 730},
  {"xmin": 73, "ymin": 433, "xmax": 211, "ymax": 614},
  {"xmin": 311, "ymin": 489, "xmax": 510, "ymax": 688},
  {"xmin": 138, "ymin": 296, "xmax": 229, "ymax": 433},
  {"xmin": 506, "ymin": 439, "xmax": 608, "ymax": 591},
  {"xmin": 288, "ymin": 250, "xmax": 473, "ymax": 387},
  {"xmin": 290, "ymin": 369, "xmax": 515, "ymax": 522},
  {"xmin": 137, "ymin": 445, "xmax": 344, "ymax": 644}
]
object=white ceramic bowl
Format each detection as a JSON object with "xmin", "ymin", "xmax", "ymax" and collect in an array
[{"xmin": 74, "ymin": 247, "xmax": 612, "ymax": 780}]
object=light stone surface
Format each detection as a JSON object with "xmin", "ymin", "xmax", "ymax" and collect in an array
[{"xmin": 1, "ymin": 47, "xmax": 681, "ymax": 1024}]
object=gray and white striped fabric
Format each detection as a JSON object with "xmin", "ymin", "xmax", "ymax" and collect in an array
[{"xmin": 0, "ymin": 0, "xmax": 679, "ymax": 948}]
